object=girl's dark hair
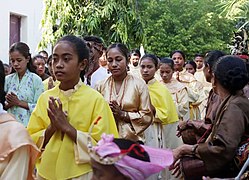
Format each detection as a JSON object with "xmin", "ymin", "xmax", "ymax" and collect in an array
[
  {"xmin": 130, "ymin": 49, "xmax": 141, "ymax": 58},
  {"xmin": 160, "ymin": 57, "xmax": 174, "ymax": 70},
  {"xmin": 55, "ymin": 35, "xmax": 89, "ymax": 81},
  {"xmin": 0, "ymin": 60, "xmax": 6, "ymax": 106},
  {"xmin": 194, "ymin": 53, "xmax": 204, "ymax": 58},
  {"xmin": 204, "ymin": 50, "xmax": 226, "ymax": 70},
  {"xmin": 113, "ymin": 138, "xmax": 150, "ymax": 162},
  {"xmin": 213, "ymin": 55, "xmax": 249, "ymax": 95},
  {"xmin": 39, "ymin": 50, "xmax": 48, "ymax": 56},
  {"xmin": 140, "ymin": 54, "xmax": 159, "ymax": 68},
  {"xmin": 185, "ymin": 60, "xmax": 197, "ymax": 72},
  {"xmin": 106, "ymin": 43, "xmax": 130, "ymax": 63},
  {"xmin": 170, "ymin": 50, "xmax": 186, "ymax": 60},
  {"xmin": 32, "ymin": 55, "xmax": 46, "ymax": 64},
  {"xmin": 83, "ymin": 36, "xmax": 103, "ymax": 44},
  {"xmin": 9, "ymin": 42, "xmax": 36, "ymax": 73}
]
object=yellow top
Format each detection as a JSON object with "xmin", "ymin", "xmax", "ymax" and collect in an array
[
  {"xmin": 42, "ymin": 76, "xmax": 60, "ymax": 91},
  {"xmin": 27, "ymin": 81, "xmax": 118, "ymax": 180},
  {"xmin": 147, "ymin": 78, "xmax": 178, "ymax": 125}
]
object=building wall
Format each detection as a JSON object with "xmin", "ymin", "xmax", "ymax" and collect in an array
[{"xmin": 0, "ymin": 0, "xmax": 47, "ymax": 64}]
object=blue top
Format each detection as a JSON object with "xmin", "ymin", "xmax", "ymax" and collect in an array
[{"xmin": 4, "ymin": 70, "xmax": 44, "ymax": 126}]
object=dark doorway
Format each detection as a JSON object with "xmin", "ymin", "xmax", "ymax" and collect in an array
[{"xmin": 9, "ymin": 14, "xmax": 21, "ymax": 47}]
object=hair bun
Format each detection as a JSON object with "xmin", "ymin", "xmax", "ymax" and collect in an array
[{"xmin": 214, "ymin": 55, "xmax": 249, "ymax": 94}]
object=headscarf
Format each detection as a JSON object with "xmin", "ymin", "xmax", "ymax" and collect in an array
[{"xmin": 89, "ymin": 133, "xmax": 173, "ymax": 180}]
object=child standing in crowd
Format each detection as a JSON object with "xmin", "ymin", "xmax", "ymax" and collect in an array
[
  {"xmin": 185, "ymin": 60, "xmax": 197, "ymax": 75},
  {"xmin": 171, "ymin": 50, "xmax": 205, "ymax": 120},
  {"xmin": 140, "ymin": 54, "xmax": 182, "ymax": 180},
  {"xmin": 159, "ymin": 58, "xmax": 189, "ymax": 121},
  {"xmin": 4, "ymin": 42, "xmax": 44, "ymax": 127},
  {"xmin": 27, "ymin": 35, "xmax": 118, "ymax": 180},
  {"xmin": 32, "ymin": 55, "xmax": 50, "ymax": 81}
]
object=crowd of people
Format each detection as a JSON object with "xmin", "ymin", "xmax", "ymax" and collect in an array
[{"xmin": 0, "ymin": 34, "xmax": 249, "ymax": 180}]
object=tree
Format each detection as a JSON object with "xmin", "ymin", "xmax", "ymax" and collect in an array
[
  {"xmin": 39, "ymin": 0, "xmax": 144, "ymax": 48},
  {"xmin": 219, "ymin": 0, "xmax": 249, "ymax": 54},
  {"xmin": 139, "ymin": 0, "xmax": 236, "ymax": 59},
  {"xmin": 219, "ymin": 0, "xmax": 249, "ymax": 20}
]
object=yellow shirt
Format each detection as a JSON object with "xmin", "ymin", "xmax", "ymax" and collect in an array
[
  {"xmin": 27, "ymin": 81, "xmax": 118, "ymax": 180},
  {"xmin": 147, "ymin": 78, "xmax": 178, "ymax": 125},
  {"xmin": 42, "ymin": 77, "xmax": 60, "ymax": 91}
]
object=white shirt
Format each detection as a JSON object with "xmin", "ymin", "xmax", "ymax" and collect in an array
[{"xmin": 90, "ymin": 66, "xmax": 110, "ymax": 88}]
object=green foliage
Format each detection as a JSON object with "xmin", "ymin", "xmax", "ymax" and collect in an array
[
  {"xmin": 139, "ymin": 0, "xmax": 236, "ymax": 59},
  {"xmin": 219, "ymin": 0, "xmax": 249, "ymax": 20},
  {"xmin": 39, "ymin": 0, "xmax": 144, "ymax": 49},
  {"xmin": 40, "ymin": 0, "xmax": 238, "ymax": 59}
]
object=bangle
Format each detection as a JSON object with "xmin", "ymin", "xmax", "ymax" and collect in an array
[
  {"xmin": 125, "ymin": 112, "xmax": 129, "ymax": 119},
  {"xmin": 121, "ymin": 111, "xmax": 129, "ymax": 121},
  {"xmin": 191, "ymin": 144, "xmax": 198, "ymax": 155}
]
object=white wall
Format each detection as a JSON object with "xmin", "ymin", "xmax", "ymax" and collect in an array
[{"xmin": 0, "ymin": 0, "xmax": 48, "ymax": 64}]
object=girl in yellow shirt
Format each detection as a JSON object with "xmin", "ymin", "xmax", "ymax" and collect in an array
[
  {"xmin": 27, "ymin": 35, "xmax": 118, "ymax": 180},
  {"xmin": 140, "ymin": 54, "xmax": 182, "ymax": 180}
]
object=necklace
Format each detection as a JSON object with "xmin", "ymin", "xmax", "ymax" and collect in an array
[{"xmin": 109, "ymin": 75, "xmax": 128, "ymax": 108}]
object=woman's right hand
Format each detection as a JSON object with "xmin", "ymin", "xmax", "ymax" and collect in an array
[
  {"xmin": 172, "ymin": 144, "xmax": 196, "ymax": 163},
  {"xmin": 5, "ymin": 92, "xmax": 20, "ymax": 107},
  {"xmin": 109, "ymin": 101, "xmax": 122, "ymax": 119},
  {"xmin": 170, "ymin": 148, "xmax": 182, "ymax": 178},
  {"xmin": 170, "ymin": 144, "xmax": 195, "ymax": 178}
]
